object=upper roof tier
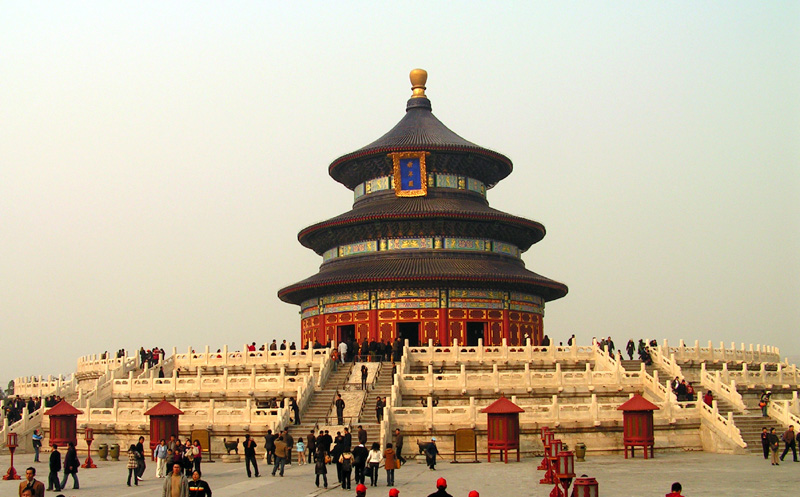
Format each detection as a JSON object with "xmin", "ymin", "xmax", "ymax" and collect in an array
[{"xmin": 328, "ymin": 70, "xmax": 513, "ymax": 189}]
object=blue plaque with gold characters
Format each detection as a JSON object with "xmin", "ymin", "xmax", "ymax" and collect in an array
[{"xmin": 390, "ymin": 151, "xmax": 429, "ymax": 197}]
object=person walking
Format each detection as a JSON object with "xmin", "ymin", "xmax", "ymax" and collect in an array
[
  {"xmin": 424, "ymin": 438, "xmax": 439, "ymax": 470},
  {"xmin": 384, "ymin": 443, "xmax": 398, "ymax": 486},
  {"xmin": 335, "ymin": 394, "xmax": 346, "ymax": 425},
  {"xmin": 264, "ymin": 430, "xmax": 275, "ymax": 464},
  {"xmin": 188, "ymin": 470, "xmax": 212, "ymax": 497},
  {"xmin": 780, "ymin": 425, "xmax": 797, "ymax": 462},
  {"xmin": 127, "ymin": 444, "xmax": 140, "ymax": 486},
  {"xmin": 361, "ymin": 365, "xmax": 369, "ymax": 390},
  {"xmin": 47, "ymin": 444, "xmax": 62, "ymax": 492},
  {"xmin": 60, "ymin": 442, "xmax": 80, "ymax": 490},
  {"xmin": 272, "ymin": 435, "xmax": 287, "ymax": 477},
  {"xmin": 366, "ymin": 442, "xmax": 382, "ymax": 486},
  {"xmin": 135, "ymin": 436, "xmax": 147, "ymax": 480},
  {"xmin": 339, "ymin": 448, "xmax": 354, "ymax": 490},
  {"xmin": 314, "ymin": 449, "xmax": 328, "ymax": 488},
  {"xmin": 243, "ymin": 434, "xmax": 260, "ymax": 477},
  {"xmin": 296, "ymin": 437, "xmax": 306, "ymax": 465},
  {"xmin": 163, "ymin": 463, "xmax": 189, "ymax": 497},
  {"xmin": 154, "ymin": 438, "xmax": 168, "ymax": 478},
  {"xmin": 284, "ymin": 429, "xmax": 294, "ymax": 465},
  {"xmin": 376, "ymin": 397, "xmax": 384, "ymax": 422}
]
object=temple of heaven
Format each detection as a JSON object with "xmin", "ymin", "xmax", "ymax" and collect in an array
[{"xmin": 278, "ymin": 69, "xmax": 567, "ymax": 348}]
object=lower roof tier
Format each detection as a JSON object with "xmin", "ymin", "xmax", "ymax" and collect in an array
[{"xmin": 278, "ymin": 251, "xmax": 568, "ymax": 305}]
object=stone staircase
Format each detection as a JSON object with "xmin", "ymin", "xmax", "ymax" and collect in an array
[
  {"xmin": 290, "ymin": 363, "xmax": 353, "ymax": 436},
  {"xmin": 362, "ymin": 362, "xmax": 393, "ymax": 424}
]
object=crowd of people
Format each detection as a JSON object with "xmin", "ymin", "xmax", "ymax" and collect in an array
[
  {"xmin": 762, "ymin": 424, "xmax": 797, "ymax": 466},
  {"xmin": 138, "ymin": 346, "xmax": 166, "ymax": 369},
  {"xmin": 336, "ymin": 337, "xmax": 404, "ymax": 364}
]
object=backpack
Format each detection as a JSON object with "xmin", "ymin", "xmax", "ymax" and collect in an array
[{"xmin": 341, "ymin": 455, "xmax": 352, "ymax": 472}]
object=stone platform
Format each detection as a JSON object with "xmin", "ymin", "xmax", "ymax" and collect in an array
[{"xmin": 0, "ymin": 448, "xmax": 794, "ymax": 496}]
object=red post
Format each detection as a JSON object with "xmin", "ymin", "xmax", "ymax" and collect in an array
[
  {"xmin": 82, "ymin": 428, "xmax": 97, "ymax": 468},
  {"xmin": 3, "ymin": 433, "xmax": 20, "ymax": 480}
]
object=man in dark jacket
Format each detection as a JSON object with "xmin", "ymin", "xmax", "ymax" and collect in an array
[
  {"xmin": 342, "ymin": 427, "xmax": 352, "ymax": 450},
  {"xmin": 20, "ymin": 467, "xmax": 46, "ymax": 497},
  {"xmin": 335, "ymin": 394, "xmax": 346, "ymax": 424},
  {"xmin": 424, "ymin": 438, "xmax": 439, "ymax": 470},
  {"xmin": 264, "ymin": 430, "xmax": 275, "ymax": 465},
  {"xmin": 243, "ymin": 434, "xmax": 260, "ymax": 477},
  {"xmin": 47, "ymin": 444, "xmax": 62, "ymax": 491},
  {"xmin": 351, "ymin": 443, "xmax": 368, "ymax": 485},
  {"xmin": 393, "ymin": 428, "xmax": 406, "ymax": 464},
  {"xmin": 357, "ymin": 425, "xmax": 368, "ymax": 445},
  {"xmin": 780, "ymin": 425, "xmax": 797, "ymax": 462},
  {"xmin": 283, "ymin": 429, "xmax": 294, "ymax": 465},
  {"xmin": 61, "ymin": 442, "xmax": 80, "ymax": 489}
]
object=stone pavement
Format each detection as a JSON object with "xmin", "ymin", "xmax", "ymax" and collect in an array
[{"xmin": 0, "ymin": 449, "xmax": 796, "ymax": 496}]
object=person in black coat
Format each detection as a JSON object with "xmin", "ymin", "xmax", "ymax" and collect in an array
[
  {"xmin": 243, "ymin": 435, "xmax": 259, "ymax": 477},
  {"xmin": 314, "ymin": 449, "xmax": 328, "ymax": 488},
  {"xmin": 61, "ymin": 442, "xmax": 80, "ymax": 489},
  {"xmin": 264, "ymin": 430, "xmax": 275, "ymax": 465},
  {"xmin": 47, "ymin": 444, "xmax": 62, "ymax": 491}
]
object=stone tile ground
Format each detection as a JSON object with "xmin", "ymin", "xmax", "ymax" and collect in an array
[{"xmin": 1, "ymin": 449, "xmax": 796, "ymax": 496}]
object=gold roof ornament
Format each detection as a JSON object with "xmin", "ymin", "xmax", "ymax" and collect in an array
[{"xmin": 410, "ymin": 68, "xmax": 428, "ymax": 98}]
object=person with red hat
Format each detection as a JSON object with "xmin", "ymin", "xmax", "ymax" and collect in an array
[
  {"xmin": 427, "ymin": 477, "xmax": 453, "ymax": 497},
  {"xmin": 389, "ymin": 488, "xmax": 400, "ymax": 497},
  {"xmin": 468, "ymin": 491, "xmax": 479, "ymax": 497},
  {"xmin": 356, "ymin": 483, "xmax": 368, "ymax": 496}
]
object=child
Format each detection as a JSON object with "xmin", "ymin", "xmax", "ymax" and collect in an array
[{"xmin": 296, "ymin": 437, "xmax": 306, "ymax": 465}]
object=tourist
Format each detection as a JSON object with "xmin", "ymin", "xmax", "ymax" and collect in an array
[
  {"xmin": 468, "ymin": 491, "xmax": 479, "ymax": 497},
  {"xmin": 331, "ymin": 434, "xmax": 344, "ymax": 483},
  {"xmin": 703, "ymin": 390, "xmax": 714, "ymax": 407},
  {"xmin": 353, "ymin": 442, "xmax": 368, "ymax": 485},
  {"xmin": 163, "ymin": 463, "xmax": 189, "ymax": 497},
  {"xmin": 339, "ymin": 447, "xmax": 354, "ymax": 490},
  {"xmin": 314, "ymin": 448, "xmax": 328, "ymax": 488},
  {"xmin": 760, "ymin": 390, "xmax": 771, "ymax": 417},
  {"xmin": 154, "ymin": 438, "xmax": 168, "ymax": 478},
  {"xmin": 283, "ymin": 429, "xmax": 294, "ymax": 465},
  {"xmin": 665, "ymin": 482, "xmax": 684, "ymax": 496},
  {"xmin": 366, "ymin": 442, "xmax": 382, "ymax": 486},
  {"xmin": 264, "ymin": 429, "xmax": 275, "ymax": 464},
  {"xmin": 126, "ymin": 444, "xmax": 139, "ymax": 486},
  {"xmin": 343, "ymin": 427, "xmax": 353, "ymax": 449},
  {"xmin": 296, "ymin": 437, "xmax": 306, "ymax": 465},
  {"xmin": 393, "ymin": 428, "xmax": 406, "ymax": 465},
  {"xmin": 48, "ymin": 444, "xmax": 62, "ymax": 491},
  {"xmin": 135, "ymin": 435, "xmax": 147, "ymax": 480},
  {"xmin": 427, "ymin": 477, "xmax": 453, "ymax": 497},
  {"xmin": 192, "ymin": 439, "xmax": 203, "ymax": 475},
  {"xmin": 20, "ymin": 467, "xmax": 45, "ymax": 497},
  {"xmin": 269, "ymin": 339, "xmax": 277, "ymax": 350},
  {"xmin": 291, "ymin": 397, "xmax": 301, "ymax": 424},
  {"xmin": 685, "ymin": 382, "xmax": 695, "ymax": 402},
  {"xmin": 376, "ymin": 397, "xmax": 384, "ymax": 422},
  {"xmin": 761, "ymin": 427, "xmax": 770, "ymax": 459},
  {"xmin": 384, "ymin": 442, "xmax": 397, "ymax": 486},
  {"xmin": 780, "ymin": 424, "xmax": 797, "ymax": 462},
  {"xmin": 676, "ymin": 380, "xmax": 688, "ymax": 401},
  {"xmin": 768, "ymin": 427, "xmax": 780, "ymax": 465},
  {"xmin": 60, "ymin": 442, "xmax": 80, "ymax": 490},
  {"xmin": 31, "ymin": 429, "xmax": 43, "ymax": 462},
  {"xmin": 243, "ymin": 434, "xmax": 260, "ymax": 477},
  {"xmin": 361, "ymin": 364, "xmax": 369, "ymax": 390},
  {"xmin": 358, "ymin": 425, "xmax": 368, "ymax": 445},
  {"xmin": 307, "ymin": 429, "xmax": 317, "ymax": 462},
  {"xmin": 389, "ymin": 488, "xmax": 400, "ymax": 497},
  {"xmin": 626, "ymin": 339, "xmax": 635, "ymax": 360},
  {"xmin": 424, "ymin": 438, "xmax": 439, "ymax": 470},
  {"xmin": 338, "ymin": 341, "xmax": 347, "ymax": 363},
  {"xmin": 335, "ymin": 394, "xmax": 346, "ymax": 424},
  {"xmin": 356, "ymin": 483, "xmax": 368, "ymax": 497},
  {"xmin": 272, "ymin": 435, "xmax": 287, "ymax": 477},
  {"xmin": 331, "ymin": 348, "xmax": 340, "ymax": 371},
  {"xmin": 188, "ymin": 470, "xmax": 212, "ymax": 497}
]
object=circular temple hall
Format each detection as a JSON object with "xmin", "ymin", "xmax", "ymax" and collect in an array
[{"xmin": 279, "ymin": 70, "xmax": 568, "ymax": 347}]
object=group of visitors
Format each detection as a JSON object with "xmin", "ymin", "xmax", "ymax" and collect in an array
[
  {"xmin": 624, "ymin": 338, "xmax": 654, "ymax": 364},
  {"xmin": 127, "ymin": 435, "xmax": 202, "ymax": 486},
  {"xmin": 4, "ymin": 395, "xmax": 43, "ymax": 423},
  {"xmin": 762, "ymin": 424, "xmax": 797, "ymax": 466},
  {"xmin": 337, "ymin": 337, "xmax": 404, "ymax": 363},
  {"xmin": 670, "ymin": 377, "xmax": 697, "ymax": 402},
  {"xmin": 139, "ymin": 346, "xmax": 165, "ymax": 369}
]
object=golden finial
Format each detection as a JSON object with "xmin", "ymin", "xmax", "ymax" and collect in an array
[{"xmin": 410, "ymin": 68, "xmax": 428, "ymax": 98}]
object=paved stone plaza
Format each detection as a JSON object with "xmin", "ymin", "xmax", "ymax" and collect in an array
[{"xmin": 1, "ymin": 449, "xmax": 795, "ymax": 496}]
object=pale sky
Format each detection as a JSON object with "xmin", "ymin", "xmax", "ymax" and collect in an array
[{"xmin": 2, "ymin": 2, "xmax": 798, "ymax": 384}]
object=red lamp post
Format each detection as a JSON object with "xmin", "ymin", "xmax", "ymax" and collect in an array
[
  {"xmin": 573, "ymin": 477, "xmax": 599, "ymax": 497},
  {"xmin": 538, "ymin": 429, "xmax": 553, "ymax": 470},
  {"xmin": 81, "ymin": 428, "xmax": 97, "ymax": 468},
  {"xmin": 550, "ymin": 450, "xmax": 575, "ymax": 497},
  {"xmin": 540, "ymin": 438, "xmax": 562, "ymax": 485},
  {"xmin": 3, "ymin": 432, "xmax": 21, "ymax": 480}
]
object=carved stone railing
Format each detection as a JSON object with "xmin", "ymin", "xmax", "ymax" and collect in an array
[
  {"xmin": 13, "ymin": 374, "xmax": 77, "ymax": 398},
  {"xmin": 769, "ymin": 400, "xmax": 800, "ymax": 429},
  {"xmin": 660, "ymin": 339, "xmax": 780, "ymax": 364},
  {"xmin": 0, "ymin": 406, "xmax": 44, "ymax": 449},
  {"xmin": 111, "ymin": 368, "xmax": 311, "ymax": 397},
  {"xmin": 405, "ymin": 338, "xmax": 596, "ymax": 366},
  {"xmin": 172, "ymin": 343, "xmax": 332, "ymax": 369},
  {"xmin": 699, "ymin": 364, "xmax": 746, "ymax": 411},
  {"xmin": 725, "ymin": 363, "xmax": 800, "ymax": 388}
]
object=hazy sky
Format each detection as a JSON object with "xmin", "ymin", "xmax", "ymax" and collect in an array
[{"xmin": 2, "ymin": 2, "xmax": 798, "ymax": 384}]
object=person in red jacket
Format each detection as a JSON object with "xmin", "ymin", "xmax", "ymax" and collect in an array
[{"xmin": 666, "ymin": 481, "xmax": 684, "ymax": 496}]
